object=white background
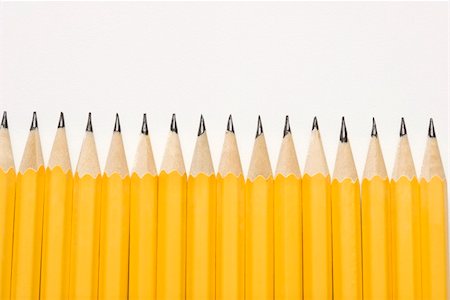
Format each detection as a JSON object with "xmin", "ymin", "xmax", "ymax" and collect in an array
[{"xmin": 0, "ymin": 2, "xmax": 448, "ymax": 177}]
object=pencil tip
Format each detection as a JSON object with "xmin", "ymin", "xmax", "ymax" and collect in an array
[
  {"xmin": 58, "ymin": 112, "xmax": 65, "ymax": 128},
  {"xmin": 371, "ymin": 117, "xmax": 378, "ymax": 137},
  {"xmin": 30, "ymin": 111, "xmax": 38, "ymax": 130},
  {"xmin": 170, "ymin": 113, "xmax": 178, "ymax": 133},
  {"xmin": 283, "ymin": 115, "xmax": 291, "ymax": 137},
  {"xmin": 227, "ymin": 114, "xmax": 234, "ymax": 133},
  {"xmin": 198, "ymin": 115, "xmax": 206, "ymax": 136},
  {"xmin": 428, "ymin": 118, "xmax": 436, "ymax": 138},
  {"xmin": 114, "ymin": 113, "xmax": 121, "ymax": 132},
  {"xmin": 256, "ymin": 115, "xmax": 263, "ymax": 138},
  {"xmin": 1, "ymin": 111, "xmax": 7, "ymax": 129},
  {"xmin": 141, "ymin": 113, "xmax": 148, "ymax": 135},
  {"xmin": 86, "ymin": 112, "xmax": 93, "ymax": 132},
  {"xmin": 312, "ymin": 116, "xmax": 319, "ymax": 130},
  {"xmin": 400, "ymin": 117, "xmax": 407, "ymax": 137},
  {"xmin": 340, "ymin": 116, "xmax": 348, "ymax": 143}
]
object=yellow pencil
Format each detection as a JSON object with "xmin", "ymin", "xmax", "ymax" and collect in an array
[
  {"xmin": 40, "ymin": 113, "xmax": 73, "ymax": 299},
  {"xmin": 361, "ymin": 118, "xmax": 391, "ymax": 300},
  {"xmin": 216, "ymin": 115, "xmax": 244, "ymax": 300},
  {"xmin": 302, "ymin": 117, "xmax": 332, "ymax": 300},
  {"xmin": 390, "ymin": 118, "xmax": 421, "ymax": 299},
  {"xmin": 420, "ymin": 118, "xmax": 448, "ymax": 299},
  {"xmin": 245, "ymin": 116, "xmax": 273, "ymax": 300},
  {"xmin": 331, "ymin": 117, "xmax": 362, "ymax": 300},
  {"xmin": 156, "ymin": 114, "xmax": 187, "ymax": 300},
  {"xmin": 274, "ymin": 116, "xmax": 302, "ymax": 299},
  {"xmin": 129, "ymin": 114, "xmax": 158, "ymax": 299},
  {"xmin": 11, "ymin": 112, "xmax": 45, "ymax": 299},
  {"xmin": 186, "ymin": 115, "xmax": 216, "ymax": 299},
  {"xmin": 0, "ymin": 112, "xmax": 15, "ymax": 299},
  {"xmin": 98, "ymin": 114, "xmax": 130, "ymax": 298},
  {"xmin": 69, "ymin": 113, "xmax": 101, "ymax": 298}
]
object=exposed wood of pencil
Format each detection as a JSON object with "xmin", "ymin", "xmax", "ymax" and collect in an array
[
  {"xmin": 363, "ymin": 135, "xmax": 388, "ymax": 180},
  {"xmin": 104, "ymin": 133, "xmax": 129, "ymax": 177},
  {"xmin": 76, "ymin": 132, "xmax": 101, "ymax": 178},
  {"xmin": 217, "ymin": 131, "xmax": 242, "ymax": 177},
  {"xmin": 47, "ymin": 126, "xmax": 72, "ymax": 172},
  {"xmin": 0, "ymin": 112, "xmax": 15, "ymax": 299},
  {"xmin": 247, "ymin": 133, "xmax": 272, "ymax": 180},
  {"xmin": 19, "ymin": 127, "xmax": 44, "ymax": 173},
  {"xmin": 420, "ymin": 133, "xmax": 445, "ymax": 181},
  {"xmin": 0, "ymin": 118, "xmax": 15, "ymax": 172},
  {"xmin": 275, "ymin": 132, "xmax": 301, "ymax": 177},
  {"xmin": 333, "ymin": 142, "xmax": 358, "ymax": 181},
  {"xmin": 132, "ymin": 131, "xmax": 157, "ymax": 177},
  {"xmin": 304, "ymin": 128, "xmax": 329, "ymax": 176},
  {"xmin": 40, "ymin": 115, "xmax": 73, "ymax": 299},
  {"xmin": 161, "ymin": 131, "xmax": 186, "ymax": 175},
  {"xmin": 190, "ymin": 131, "xmax": 214, "ymax": 176},
  {"xmin": 392, "ymin": 135, "xmax": 416, "ymax": 181}
]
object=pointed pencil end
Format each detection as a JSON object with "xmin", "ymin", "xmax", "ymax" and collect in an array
[
  {"xmin": 86, "ymin": 112, "xmax": 93, "ymax": 132},
  {"xmin": 58, "ymin": 112, "xmax": 65, "ymax": 128},
  {"xmin": 283, "ymin": 115, "xmax": 291, "ymax": 137},
  {"xmin": 198, "ymin": 115, "xmax": 206, "ymax": 136},
  {"xmin": 256, "ymin": 115, "xmax": 263, "ymax": 138},
  {"xmin": 1, "ymin": 111, "xmax": 8, "ymax": 129},
  {"xmin": 226, "ymin": 114, "xmax": 234, "ymax": 133},
  {"xmin": 428, "ymin": 118, "xmax": 436, "ymax": 138},
  {"xmin": 371, "ymin": 117, "xmax": 378, "ymax": 137},
  {"xmin": 340, "ymin": 116, "xmax": 348, "ymax": 143},
  {"xmin": 400, "ymin": 117, "xmax": 407, "ymax": 137},
  {"xmin": 170, "ymin": 113, "xmax": 178, "ymax": 133},
  {"xmin": 114, "ymin": 113, "xmax": 121, "ymax": 132},
  {"xmin": 141, "ymin": 113, "xmax": 148, "ymax": 135},
  {"xmin": 30, "ymin": 111, "xmax": 38, "ymax": 130},
  {"xmin": 312, "ymin": 116, "xmax": 319, "ymax": 130}
]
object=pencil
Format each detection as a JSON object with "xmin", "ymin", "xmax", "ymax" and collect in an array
[
  {"xmin": 302, "ymin": 117, "xmax": 332, "ymax": 300},
  {"xmin": 129, "ymin": 114, "xmax": 158, "ymax": 299},
  {"xmin": 156, "ymin": 114, "xmax": 187, "ymax": 300},
  {"xmin": 390, "ymin": 118, "xmax": 421, "ymax": 299},
  {"xmin": 11, "ymin": 112, "xmax": 45, "ymax": 299},
  {"xmin": 361, "ymin": 118, "xmax": 391, "ymax": 300},
  {"xmin": 98, "ymin": 114, "xmax": 130, "ymax": 298},
  {"xmin": 186, "ymin": 115, "xmax": 216, "ymax": 299},
  {"xmin": 216, "ymin": 115, "xmax": 245, "ymax": 300},
  {"xmin": 245, "ymin": 116, "xmax": 273, "ymax": 300},
  {"xmin": 69, "ymin": 113, "xmax": 101, "ymax": 298},
  {"xmin": 331, "ymin": 117, "xmax": 362, "ymax": 300},
  {"xmin": 274, "ymin": 116, "xmax": 302, "ymax": 299},
  {"xmin": 40, "ymin": 112, "xmax": 73, "ymax": 299},
  {"xmin": 0, "ymin": 112, "xmax": 15, "ymax": 299},
  {"xmin": 420, "ymin": 118, "xmax": 448, "ymax": 299}
]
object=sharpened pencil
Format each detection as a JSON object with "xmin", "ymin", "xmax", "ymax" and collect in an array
[
  {"xmin": 11, "ymin": 112, "xmax": 45, "ymax": 299},
  {"xmin": 245, "ymin": 116, "xmax": 273, "ymax": 300},
  {"xmin": 0, "ymin": 112, "xmax": 15, "ymax": 299}
]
